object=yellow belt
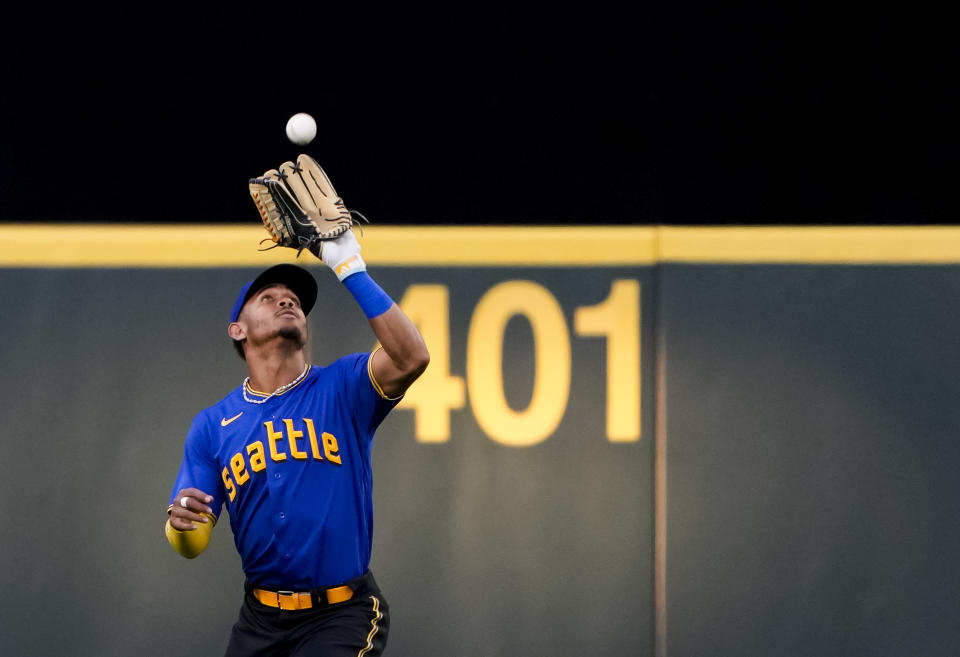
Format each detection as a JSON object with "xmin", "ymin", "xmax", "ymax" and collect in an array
[{"xmin": 253, "ymin": 585, "xmax": 354, "ymax": 610}]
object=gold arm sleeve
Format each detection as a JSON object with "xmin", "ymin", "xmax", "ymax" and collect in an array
[{"xmin": 164, "ymin": 513, "xmax": 216, "ymax": 559}]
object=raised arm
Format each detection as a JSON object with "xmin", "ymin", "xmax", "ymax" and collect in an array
[
  {"xmin": 367, "ymin": 304, "xmax": 429, "ymax": 398},
  {"xmin": 321, "ymin": 230, "xmax": 429, "ymax": 398}
]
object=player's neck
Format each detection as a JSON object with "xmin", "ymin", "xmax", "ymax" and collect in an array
[{"xmin": 244, "ymin": 348, "xmax": 308, "ymax": 395}]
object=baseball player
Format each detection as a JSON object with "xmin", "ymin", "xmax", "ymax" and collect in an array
[{"xmin": 164, "ymin": 221, "xmax": 429, "ymax": 656}]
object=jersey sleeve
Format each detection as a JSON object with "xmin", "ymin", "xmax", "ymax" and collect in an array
[
  {"xmin": 340, "ymin": 352, "xmax": 403, "ymax": 437},
  {"xmin": 168, "ymin": 412, "xmax": 224, "ymax": 517}
]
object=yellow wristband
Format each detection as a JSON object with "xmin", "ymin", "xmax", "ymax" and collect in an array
[{"xmin": 164, "ymin": 513, "xmax": 216, "ymax": 559}]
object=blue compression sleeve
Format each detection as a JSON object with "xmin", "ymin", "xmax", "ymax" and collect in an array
[{"xmin": 343, "ymin": 271, "xmax": 394, "ymax": 319}]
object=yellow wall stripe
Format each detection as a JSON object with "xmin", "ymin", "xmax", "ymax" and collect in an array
[
  {"xmin": 658, "ymin": 226, "xmax": 960, "ymax": 264},
  {"xmin": 1, "ymin": 224, "xmax": 960, "ymax": 266}
]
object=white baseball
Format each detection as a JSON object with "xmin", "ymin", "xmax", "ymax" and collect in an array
[{"xmin": 286, "ymin": 113, "xmax": 317, "ymax": 145}]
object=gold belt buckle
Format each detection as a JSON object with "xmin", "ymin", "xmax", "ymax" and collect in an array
[{"xmin": 276, "ymin": 590, "xmax": 299, "ymax": 610}]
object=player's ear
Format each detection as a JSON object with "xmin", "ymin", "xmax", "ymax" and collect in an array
[{"xmin": 228, "ymin": 322, "xmax": 246, "ymax": 341}]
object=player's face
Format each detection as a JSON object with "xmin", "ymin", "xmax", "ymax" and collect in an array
[{"xmin": 238, "ymin": 284, "xmax": 308, "ymax": 349}]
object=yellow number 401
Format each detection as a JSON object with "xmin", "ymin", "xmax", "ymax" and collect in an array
[{"xmin": 391, "ymin": 279, "xmax": 640, "ymax": 446}]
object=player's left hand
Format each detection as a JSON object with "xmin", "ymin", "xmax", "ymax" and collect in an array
[
  {"xmin": 319, "ymin": 228, "xmax": 367, "ymax": 281},
  {"xmin": 248, "ymin": 154, "xmax": 365, "ymax": 258}
]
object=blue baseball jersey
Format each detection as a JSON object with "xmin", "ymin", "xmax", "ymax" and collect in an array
[{"xmin": 168, "ymin": 353, "xmax": 400, "ymax": 589}]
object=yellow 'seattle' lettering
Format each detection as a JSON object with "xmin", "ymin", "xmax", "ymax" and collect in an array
[
  {"xmin": 247, "ymin": 441, "xmax": 266, "ymax": 472},
  {"xmin": 304, "ymin": 418, "xmax": 323, "ymax": 460},
  {"xmin": 284, "ymin": 419, "xmax": 308, "ymax": 459},
  {"xmin": 322, "ymin": 432, "xmax": 342, "ymax": 464},
  {"xmin": 222, "ymin": 467, "xmax": 237, "ymax": 502},
  {"xmin": 265, "ymin": 421, "xmax": 287, "ymax": 461},
  {"xmin": 221, "ymin": 419, "xmax": 343, "ymax": 504},
  {"xmin": 230, "ymin": 453, "xmax": 250, "ymax": 486}
]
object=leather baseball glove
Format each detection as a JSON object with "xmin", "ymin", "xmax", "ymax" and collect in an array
[{"xmin": 248, "ymin": 154, "xmax": 366, "ymax": 257}]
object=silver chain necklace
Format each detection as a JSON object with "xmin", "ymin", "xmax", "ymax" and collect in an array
[{"xmin": 242, "ymin": 364, "xmax": 310, "ymax": 404}]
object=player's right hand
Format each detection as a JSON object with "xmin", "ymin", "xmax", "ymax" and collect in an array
[{"xmin": 169, "ymin": 487, "xmax": 214, "ymax": 531}]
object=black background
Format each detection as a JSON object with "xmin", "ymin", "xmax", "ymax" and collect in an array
[{"xmin": 1, "ymin": 4, "xmax": 956, "ymax": 225}]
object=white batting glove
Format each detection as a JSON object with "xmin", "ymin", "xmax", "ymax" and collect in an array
[{"xmin": 319, "ymin": 228, "xmax": 367, "ymax": 281}]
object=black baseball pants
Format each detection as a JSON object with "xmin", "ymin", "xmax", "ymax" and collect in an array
[{"xmin": 223, "ymin": 570, "xmax": 390, "ymax": 657}]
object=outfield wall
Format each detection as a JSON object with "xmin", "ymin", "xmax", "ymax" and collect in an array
[{"xmin": 1, "ymin": 226, "xmax": 958, "ymax": 657}]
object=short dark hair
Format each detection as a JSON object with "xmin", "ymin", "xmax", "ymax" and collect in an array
[{"xmin": 232, "ymin": 338, "xmax": 246, "ymax": 361}]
